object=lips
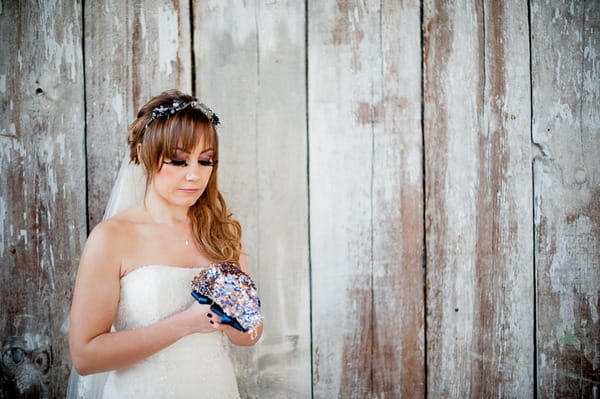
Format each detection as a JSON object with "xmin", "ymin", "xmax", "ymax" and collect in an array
[{"xmin": 180, "ymin": 188, "xmax": 200, "ymax": 194}]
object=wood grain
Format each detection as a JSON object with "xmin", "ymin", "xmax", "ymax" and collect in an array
[
  {"xmin": 424, "ymin": 0, "xmax": 534, "ymax": 396},
  {"xmin": 84, "ymin": 0, "xmax": 192, "ymax": 228},
  {"xmin": 193, "ymin": 1, "xmax": 311, "ymax": 397},
  {"xmin": 373, "ymin": 1, "xmax": 425, "ymax": 397},
  {"xmin": 309, "ymin": 1, "xmax": 376, "ymax": 396},
  {"xmin": 0, "ymin": 2, "xmax": 86, "ymax": 397},
  {"xmin": 310, "ymin": 1, "xmax": 424, "ymax": 397},
  {"xmin": 1, "ymin": 1, "xmax": 599, "ymax": 396},
  {"xmin": 532, "ymin": 0, "xmax": 600, "ymax": 396}
]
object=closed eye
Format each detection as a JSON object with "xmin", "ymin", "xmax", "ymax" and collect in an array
[
  {"xmin": 199, "ymin": 160, "xmax": 218, "ymax": 167},
  {"xmin": 163, "ymin": 159, "xmax": 217, "ymax": 167},
  {"xmin": 164, "ymin": 159, "xmax": 188, "ymax": 167}
]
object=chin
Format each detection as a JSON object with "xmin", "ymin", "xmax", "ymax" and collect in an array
[{"xmin": 181, "ymin": 198, "xmax": 202, "ymax": 207}]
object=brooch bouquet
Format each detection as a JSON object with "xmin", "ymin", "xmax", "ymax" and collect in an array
[{"xmin": 191, "ymin": 263, "xmax": 263, "ymax": 333}]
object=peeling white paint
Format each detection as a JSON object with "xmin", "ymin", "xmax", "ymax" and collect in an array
[
  {"xmin": 140, "ymin": 8, "xmax": 147, "ymax": 40},
  {"xmin": 112, "ymin": 92, "xmax": 124, "ymax": 124},
  {"xmin": 348, "ymin": 5, "xmax": 361, "ymax": 36},
  {"xmin": 20, "ymin": 332, "xmax": 50, "ymax": 350},
  {"xmin": 63, "ymin": 22, "xmax": 80, "ymax": 81},
  {"xmin": 550, "ymin": 102, "xmax": 575, "ymax": 126},
  {"xmin": 550, "ymin": 215, "xmax": 598, "ymax": 296},
  {"xmin": 48, "ymin": 170, "xmax": 58, "ymax": 203},
  {"xmin": 61, "ymin": 314, "xmax": 70, "ymax": 334},
  {"xmin": 19, "ymin": 229, "xmax": 28, "ymax": 245},
  {"xmin": 45, "ymin": 244, "xmax": 57, "ymax": 291},
  {"xmin": 405, "ymin": 147, "xmax": 420, "ymax": 186},
  {"xmin": 0, "ymin": 74, "xmax": 5, "ymax": 93},
  {"xmin": 0, "ymin": 196, "xmax": 5, "ymax": 257},
  {"xmin": 157, "ymin": 4, "xmax": 178, "ymax": 75},
  {"xmin": 259, "ymin": 5, "xmax": 303, "ymax": 51},
  {"xmin": 584, "ymin": 41, "xmax": 597, "ymax": 61},
  {"xmin": 0, "ymin": 137, "xmax": 24, "ymax": 160},
  {"xmin": 57, "ymin": 132, "xmax": 67, "ymax": 162},
  {"xmin": 7, "ymin": 122, "xmax": 15, "ymax": 135},
  {"xmin": 49, "ymin": 241, "xmax": 55, "ymax": 266},
  {"xmin": 209, "ymin": 3, "xmax": 256, "ymax": 47},
  {"xmin": 558, "ymin": 296, "xmax": 576, "ymax": 338}
]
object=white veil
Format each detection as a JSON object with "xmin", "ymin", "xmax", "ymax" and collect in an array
[{"xmin": 66, "ymin": 156, "xmax": 146, "ymax": 398}]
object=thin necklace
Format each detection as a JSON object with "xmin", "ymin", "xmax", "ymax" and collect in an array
[{"xmin": 145, "ymin": 206, "xmax": 191, "ymax": 247}]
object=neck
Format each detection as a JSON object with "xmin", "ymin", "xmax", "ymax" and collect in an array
[
  {"xmin": 143, "ymin": 200, "xmax": 193, "ymax": 247},
  {"xmin": 143, "ymin": 192, "xmax": 190, "ymax": 225}
]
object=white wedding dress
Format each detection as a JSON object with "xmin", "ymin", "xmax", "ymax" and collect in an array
[
  {"xmin": 67, "ymin": 158, "xmax": 240, "ymax": 398},
  {"xmin": 101, "ymin": 265, "xmax": 240, "ymax": 398}
]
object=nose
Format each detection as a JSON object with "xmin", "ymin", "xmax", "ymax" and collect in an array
[{"xmin": 185, "ymin": 163, "xmax": 203, "ymax": 181}]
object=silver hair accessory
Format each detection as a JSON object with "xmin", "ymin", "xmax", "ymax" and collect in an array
[{"xmin": 145, "ymin": 100, "xmax": 220, "ymax": 129}]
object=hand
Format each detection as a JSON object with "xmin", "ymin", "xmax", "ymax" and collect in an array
[
  {"xmin": 204, "ymin": 312, "xmax": 234, "ymax": 333},
  {"xmin": 207, "ymin": 312, "xmax": 263, "ymax": 346},
  {"xmin": 182, "ymin": 302, "xmax": 218, "ymax": 334}
]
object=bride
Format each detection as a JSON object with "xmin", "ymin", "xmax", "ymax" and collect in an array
[{"xmin": 67, "ymin": 90, "xmax": 262, "ymax": 398}]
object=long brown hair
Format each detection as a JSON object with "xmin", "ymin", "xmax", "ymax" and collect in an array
[{"xmin": 128, "ymin": 90, "xmax": 242, "ymax": 263}]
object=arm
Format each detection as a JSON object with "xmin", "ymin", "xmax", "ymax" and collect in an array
[
  {"xmin": 218, "ymin": 321, "xmax": 263, "ymax": 346},
  {"xmin": 68, "ymin": 221, "xmax": 213, "ymax": 375}
]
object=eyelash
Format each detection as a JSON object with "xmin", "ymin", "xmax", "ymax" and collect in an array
[{"xmin": 163, "ymin": 159, "xmax": 217, "ymax": 167}]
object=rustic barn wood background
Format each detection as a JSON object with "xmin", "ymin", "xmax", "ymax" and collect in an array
[{"xmin": 1, "ymin": 0, "xmax": 598, "ymax": 398}]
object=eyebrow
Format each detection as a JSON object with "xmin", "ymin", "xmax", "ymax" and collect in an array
[{"xmin": 175, "ymin": 147, "xmax": 214, "ymax": 154}]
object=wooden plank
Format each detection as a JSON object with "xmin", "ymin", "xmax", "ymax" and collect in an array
[
  {"xmin": 0, "ymin": 1, "xmax": 86, "ymax": 397},
  {"xmin": 309, "ymin": 1, "xmax": 424, "ymax": 397},
  {"xmin": 308, "ymin": 1, "xmax": 377, "ymax": 396},
  {"xmin": 424, "ymin": 0, "xmax": 534, "ymax": 396},
  {"xmin": 531, "ymin": 0, "xmax": 600, "ymax": 396},
  {"xmin": 373, "ymin": 1, "xmax": 425, "ymax": 397},
  {"xmin": 193, "ymin": 1, "xmax": 310, "ymax": 397},
  {"xmin": 84, "ymin": 0, "xmax": 192, "ymax": 228}
]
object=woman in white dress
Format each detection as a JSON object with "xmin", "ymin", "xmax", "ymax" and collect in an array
[{"xmin": 68, "ymin": 90, "xmax": 262, "ymax": 398}]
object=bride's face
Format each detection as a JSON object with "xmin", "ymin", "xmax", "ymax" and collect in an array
[{"xmin": 151, "ymin": 142, "xmax": 216, "ymax": 208}]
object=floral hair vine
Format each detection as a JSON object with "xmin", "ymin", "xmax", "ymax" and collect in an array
[{"xmin": 145, "ymin": 100, "xmax": 220, "ymax": 129}]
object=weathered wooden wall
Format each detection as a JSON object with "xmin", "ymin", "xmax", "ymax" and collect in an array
[
  {"xmin": 424, "ymin": 0, "xmax": 535, "ymax": 396},
  {"xmin": 532, "ymin": 0, "xmax": 600, "ymax": 396},
  {"xmin": 309, "ymin": 1, "xmax": 424, "ymax": 397},
  {"xmin": 1, "ymin": 0, "xmax": 598, "ymax": 398},
  {"xmin": 85, "ymin": 0, "xmax": 192, "ymax": 227},
  {"xmin": 0, "ymin": 2, "xmax": 86, "ymax": 398},
  {"xmin": 192, "ymin": 1, "xmax": 311, "ymax": 397}
]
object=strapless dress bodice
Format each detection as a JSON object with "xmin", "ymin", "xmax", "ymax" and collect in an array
[{"xmin": 102, "ymin": 265, "xmax": 240, "ymax": 399}]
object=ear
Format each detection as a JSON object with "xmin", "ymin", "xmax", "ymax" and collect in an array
[
  {"xmin": 136, "ymin": 143, "xmax": 150, "ymax": 173},
  {"xmin": 136, "ymin": 143, "xmax": 143, "ymax": 164}
]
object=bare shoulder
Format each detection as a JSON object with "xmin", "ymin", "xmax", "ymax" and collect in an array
[
  {"xmin": 88, "ymin": 209, "xmax": 138, "ymax": 247},
  {"xmin": 80, "ymin": 203, "xmax": 146, "ymax": 273}
]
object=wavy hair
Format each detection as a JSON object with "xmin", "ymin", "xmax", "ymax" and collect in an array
[{"xmin": 128, "ymin": 90, "xmax": 242, "ymax": 263}]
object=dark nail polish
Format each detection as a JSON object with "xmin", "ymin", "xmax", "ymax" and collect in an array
[
  {"xmin": 209, "ymin": 320, "xmax": 214, "ymax": 325},
  {"xmin": 207, "ymin": 313, "xmax": 213, "ymax": 318}
]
